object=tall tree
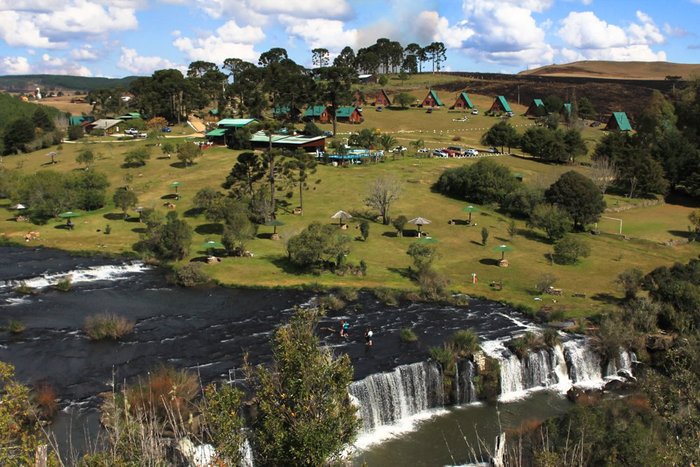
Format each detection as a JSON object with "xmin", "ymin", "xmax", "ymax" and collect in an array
[
  {"xmin": 224, "ymin": 152, "xmax": 267, "ymax": 196},
  {"xmin": 285, "ymin": 150, "xmax": 317, "ymax": 214},
  {"xmin": 317, "ymin": 66, "xmax": 353, "ymax": 136},
  {"xmin": 311, "ymin": 48, "xmax": 330, "ymax": 68},
  {"xmin": 249, "ymin": 307, "xmax": 359, "ymax": 466},
  {"xmin": 258, "ymin": 47, "xmax": 288, "ymax": 67},
  {"xmin": 481, "ymin": 121, "xmax": 519, "ymax": 153},
  {"xmin": 424, "ymin": 42, "xmax": 447, "ymax": 72},
  {"xmin": 546, "ymin": 171, "xmax": 605, "ymax": 230},
  {"xmin": 333, "ymin": 46, "xmax": 356, "ymax": 69},
  {"xmin": 365, "ymin": 176, "xmax": 402, "ymax": 225}
]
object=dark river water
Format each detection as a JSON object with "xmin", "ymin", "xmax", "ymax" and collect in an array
[{"xmin": 0, "ymin": 247, "xmax": 573, "ymax": 464}]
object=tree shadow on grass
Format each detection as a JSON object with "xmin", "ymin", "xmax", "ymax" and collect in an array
[
  {"xmin": 381, "ymin": 231, "xmax": 398, "ymax": 238},
  {"xmin": 479, "ymin": 258, "xmax": 500, "ymax": 266},
  {"xmin": 195, "ymin": 223, "xmax": 223, "ymax": 235},
  {"xmin": 518, "ymin": 228, "xmax": 550, "ymax": 244},
  {"xmin": 103, "ymin": 213, "xmax": 125, "ymax": 221},
  {"xmin": 270, "ymin": 257, "xmax": 306, "ymax": 275},
  {"xmin": 668, "ymin": 230, "xmax": 692, "ymax": 239},
  {"xmin": 131, "ymin": 227, "xmax": 147, "ymax": 234},
  {"xmin": 449, "ymin": 219, "xmax": 470, "ymax": 226},
  {"xmin": 470, "ymin": 240, "xmax": 484, "ymax": 246},
  {"xmin": 590, "ymin": 292, "xmax": 621, "ymax": 306},
  {"xmin": 169, "ymin": 162, "xmax": 187, "ymax": 169},
  {"xmin": 161, "ymin": 194, "xmax": 179, "ymax": 200},
  {"xmin": 387, "ymin": 267, "xmax": 413, "ymax": 280},
  {"xmin": 183, "ymin": 207, "xmax": 203, "ymax": 218}
]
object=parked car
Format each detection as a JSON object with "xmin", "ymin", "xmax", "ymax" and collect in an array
[
  {"xmin": 465, "ymin": 148, "xmax": 479, "ymax": 157},
  {"xmin": 124, "ymin": 128, "xmax": 139, "ymax": 135},
  {"xmin": 376, "ymin": 106, "xmax": 383, "ymax": 112},
  {"xmin": 161, "ymin": 127, "xmax": 172, "ymax": 133},
  {"xmin": 471, "ymin": 109, "xmax": 479, "ymax": 115},
  {"xmin": 432, "ymin": 150, "xmax": 448, "ymax": 158},
  {"xmin": 417, "ymin": 148, "xmax": 430, "ymax": 153},
  {"xmin": 323, "ymin": 130, "xmax": 333, "ymax": 137},
  {"xmin": 488, "ymin": 147, "xmax": 499, "ymax": 153},
  {"xmin": 391, "ymin": 146, "xmax": 407, "ymax": 153}
]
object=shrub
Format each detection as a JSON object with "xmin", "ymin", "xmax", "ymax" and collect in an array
[
  {"xmin": 535, "ymin": 274, "xmax": 558, "ymax": 294},
  {"xmin": 126, "ymin": 366, "xmax": 199, "ymax": 422},
  {"xmin": 430, "ymin": 345, "xmax": 456, "ymax": 373},
  {"xmin": 474, "ymin": 356, "xmax": 501, "ymax": 402},
  {"xmin": 449, "ymin": 330, "xmax": 480, "ymax": 357},
  {"xmin": 6, "ymin": 320, "xmax": 26, "ymax": 334},
  {"xmin": 392, "ymin": 215, "xmax": 408, "ymax": 237},
  {"xmin": 318, "ymin": 294, "xmax": 345, "ymax": 311},
  {"xmin": 173, "ymin": 263, "xmax": 210, "ymax": 287},
  {"xmin": 553, "ymin": 235, "xmax": 591, "ymax": 265},
  {"xmin": 359, "ymin": 220, "xmax": 370, "ymax": 241},
  {"xmin": 68, "ymin": 125, "xmax": 84, "ymax": 140},
  {"xmin": 373, "ymin": 287, "xmax": 400, "ymax": 306},
  {"xmin": 400, "ymin": 327, "xmax": 418, "ymax": 343},
  {"xmin": 407, "ymin": 242, "xmax": 438, "ymax": 272},
  {"xmin": 616, "ymin": 268, "xmax": 644, "ymax": 300},
  {"xmin": 84, "ymin": 313, "xmax": 135, "ymax": 340},
  {"xmin": 418, "ymin": 269, "xmax": 450, "ymax": 300},
  {"xmin": 33, "ymin": 382, "xmax": 57, "ymax": 419},
  {"xmin": 481, "ymin": 227, "xmax": 489, "ymax": 246},
  {"xmin": 543, "ymin": 328, "xmax": 561, "ymax": 347},
  {"xmin": 506, "ymin": 331, "xmax": 543, "ymax": 358},
  {"xmin": 287, "ymin": 222, "xmax": 351, "ymax": 270},
  {"xmin": 53, "ymin": 276, "xmax": 72, "ymax": 292},
  {"xmin": 13, "ymin": 283, "xmax": 36, "ymax": 295},
  {"xmin": 435, "ymin": 159, "xmax": 517, "ymax": 205},
  {"xmin": 104, "ymin": 224, "xmax": 111, "ymax": 235},
  {"xmin": 335, "ymin": 288, "xmax": 358, "ymax": 302}
]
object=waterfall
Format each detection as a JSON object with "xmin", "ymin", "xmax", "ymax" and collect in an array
[
  {"xmin": 454, "ymin": 359, "xmax": 477, "ymax": 404},
  {"xmin": 605, "ymin": 349, "xmax": 636, "ymax": 379},
  {"xmin": 240, "ymin": 439, "xmax": 254, "ymax": 467},
  {"xmin": 0, "ymin": 263, "xmax": 149, "ymax": 290},
  {"xmin": 563, "ymin": 340, "xmax": 603, "ymax": 385},
  {"xmin": 349, "ymin": 361, "xmax": 444, "ymax": 432},
  {"xmin": 497, "ymin": 348, "xmax": 560, "ymax": 396}
]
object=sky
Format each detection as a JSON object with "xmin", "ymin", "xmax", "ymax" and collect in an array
[{"xmin": 0, "ymin": 0, "xmax": 698, "ymax": 78}]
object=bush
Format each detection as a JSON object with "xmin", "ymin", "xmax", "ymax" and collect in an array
[
  {"xmin": 318, "ymin": 294, "xmax": 345, "ymax": 311},
  {"xmin": 6, "ymin": 320, "xmax": 26, "ymax": 334},
  {"xmin": 506, "ymin": 331, "xmax": 543, "ymax": 358},
  {"xmin": 173, "ymin": 263, "xmax": 210, "ymax": 287},
  {"xmin": 359, "ymin": 220, "xmax": 370, "ymax": 241},
  {"xmin": 407, "ymin": 242, "xmax": 438, "ymax": 272},
  {"xmin": 287, "ymin": 222, "xmax": 351, "ymax": 270},
  {"xmin": 68, "ymin": 125, "xmax": 84, "ymax": 141},
  {"xmin": 435, "ymin": 159, "xmax": 517, "ymax": 205},
  {"xmin": 481, "ymin": 227, "xmax": 489, "ymax": 246},
  {"xmin": 335, "ymin": 288, "xmax": 358, "ymax": 302},
  {"xmin": 543, "ymin": 328, "xmax": 561, "ymax": 347},
  {"xmin": 373, "ymin": 287, "xmax": 401, "ymax": 306},
  {"xmin": 418, "ymin": 268, "xmax": 450, "ymax": 300},
  {"xmin": 430, "ymin": 345, "xmax": 456, "ymax": 372},
  {"xmin": 53, "ymin": 276, "xmax": 72, "ymax": 292},
  {"xmin": 392, "ymin": 215, "xmax": 407, "ymax": 237},
  {"xmin": 400, "ymin": 327, "xmax": 418, "ymax": 343},
  {"xmin": 474, "ymin": 356, "xmax": 501, "ymax": 402},
  {"xmin": 13, "ymin": 283, "xmax": 36, "ymax": 295},
  {"xmin": 33, "ymin": 382, "xmax": 57, "ymax": 419},
  {"xmin": 126, "ymin": 366, "xmax": 199, "ymax": 421},
  {"xmin": 84, "ymin": 313, "xmax": 135, "ymax": 340},
  {"xmin": 449, "ymin": 330, "xmax": 480, "ymax": 357},
  {"xmin": 535, "ymin": 274, "xmax": 558, "ymax": 294},
  {"xmin": 553, "ymin": 235, "xmax": 591, "ymax": 265}
]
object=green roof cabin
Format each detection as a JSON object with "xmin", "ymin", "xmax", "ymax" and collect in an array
[
  {"xmin": 206, "ymin": 118, "xmax": 258, "ymax": 145},
  {"xmin": 451, "ymin": 92, "xmax": 475, "ymax": 110},
  {"xmin": 605, "ymin": 112, "xmax": 632, "ymax": 132},
  {"xmin": 303, "ymin": 105, "xmax": 331, "ymax": 123},
  {"xmin": 560, "ymin": 103, "xmax": 572, "ymax": 117},
  {"xmin": 116, "ymin": 112, "xmax": 142, "ymax": 120},
  {"xmin": 335, "ymin": 106, "xmax": 364, "ymax": 124},
  {"xmin": 272, "ymin": 105, "xmax": 301, "ymax": 121},
  {"xmin": 488, "ymin": 96, "xmax": 512, "ymax": 114},
  {"xmin": 68, "ymin": 115, "xmax": 95, "ymax": 126},
  {"xmin": 524, "ymin": 98, "xmax": 545, "ymax": 117},
  {"xmin": 420, "ymin": 89, "xmax": 444, "ymax": 107}
]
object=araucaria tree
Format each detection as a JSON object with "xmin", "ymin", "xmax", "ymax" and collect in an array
[
  {"xmin": 248, "ymin": 307, "xmax": 359, "ymax": 466},
  {"xmin": 365, "ymin": 176, "xmax": 402, "ymax": 225},
  {"xmin": 546, "ymin": 171, "xmax": 605, "ymax": 230}
]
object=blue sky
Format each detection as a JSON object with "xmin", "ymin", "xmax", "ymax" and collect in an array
[{"xmin": 0, "ymin": 0, "xmax": 698, "ymax": 77}]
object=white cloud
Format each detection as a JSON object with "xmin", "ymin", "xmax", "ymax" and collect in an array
[
  {"xmin": 40, "ymin": 53, "xmax": 93, "ymax": 75},
  {"xmin": 557, "ymin": 10, "xmax": 666, "ymax": 62},
  {"xmin": 172, "ymin": 20, "xmax": 264, "ymax": 64},
  {"xmin": 118, "ymin": 47, "xmax": 178, "ymax": 74},
  {"xmin": 0, "ymin": 56, "xmax": 31, "ymax": 74},
  {"xmin": 183, "ymin": 0, "xmax": 351, "ymax": 22},
  {"xmin": 280, "ymin": 16, "xmax": 357, "ymax": 51},
  {"xmin": 70, "ymin": 45, "xmax": 99, "ymax": 61},
  {"xmin": 664, "ymin": 23, "xmax": 689, "ymax": 37},
  {"xmin": 414, "ymin": 11, "xmax": 474, "ymax": 49},
  {"xmin": 0, "ymin": 11, "xmax": 64, "ymax": 48},
  {"xmin": 459, "ymin": 1, "xmax": 555, "ymax": 66}
]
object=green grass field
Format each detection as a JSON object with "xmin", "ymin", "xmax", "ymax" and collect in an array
[{"xmin": 2, "ymin": 104, "xmax": 697, "ymax": 318}]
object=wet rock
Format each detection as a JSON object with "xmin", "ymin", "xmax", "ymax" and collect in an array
[{"xmin": 567, "ymin": 386, "xmax": 602, "ymax": 404}]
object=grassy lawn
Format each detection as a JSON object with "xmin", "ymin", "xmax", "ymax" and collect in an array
[{"xmin": 2, "ymin": 127, "xmax": 697, "ymax": 318}]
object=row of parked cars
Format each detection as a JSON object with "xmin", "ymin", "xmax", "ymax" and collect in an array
[{"xmin": 432, "ymin": 146, "xmax": 481, "ymax": 158}]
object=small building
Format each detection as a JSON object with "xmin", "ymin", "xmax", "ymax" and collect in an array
[
  {"xmin": 373, "ymin": 89, "xmax": 392, "ymax": 107},
  {"xmin": 420, "ymin": 89, "xmax": 444, "ymax": 107},
  {"xmin": 358, "ymin": 74, "xmax": 378, "ymax": 84},
  {"xmin": 68, "ymin": 115, "xmax": 95, "ymax": 126},
  {"xmin": 336, "ymin": 106, "xmax": 364, "ymax": 124},
  {"xmin": 451, "ymin": 92, "xmax": 475, "ymax": 110},
  {"xmin": 206, "ymin": 118, "xmax": 259, "ymax": 145},
  {"xmin": 605, "ymin": 112, "xmax": 632, "ymax": 132},
  {"xmin": 116, "ymin": 112, "xmax": 142, "ymax": 120},
  {"xmin": 303, "ymin": 105, "xmax": 331, "ymax": 123},
  {"xmin": 86, "ymin": 119, "xmax": 123, "ymax": 134},
  {"xmin": 524, "ymin": 99, "xmax": 545, "ymax": 117},
  {"xmin": 560, "ymin": 103, "xmax": 572, "ymax": 118},
  {"xmin": 249, "ymin": 131, "xmax": 326, "ymax": 152},
  {"xmin": 272, "ymin": 105, "xmax": 301, "ymax": 121},
  {"xmin": 488, "ymin": 96, "xmax": 512, "ymax": 114}
]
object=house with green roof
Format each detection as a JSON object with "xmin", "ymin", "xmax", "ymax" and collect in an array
[
  {"xmin": 420, "ymin": 89, "xmax": 443, "ymax": 107},
  {"xmin": 206, "ymin": 118, "xmax": 258, "ymax": 145},
  {"xmin": 68, "ymin": 115, "xmax": 95, "ymax": 126},
  {"xmin": 560, "ymin": 103, "xmax": 572, "ymax": 118},
  {"xmin": 605, "ymin": 112, "xmax": 632, "ymax": 132},
  {"xmin": 249, "ymin": 131, "xmax": 326, "ymax": 152},
  {"xmin": 272, "ymin": 105, "xmax": 301, "ymax": 121},
  {"xmin": 524, "ymin": 99, "xmax": 545, "ymax": 117},
  {"xmin": 335, "ymin": 106, "xmax": 363, "ymax": 124},
  {"xmin": 488, "ymin": 95, "xmax": 512, "ymax": 114},
  {"xmin": 116, "ymin": 112, "xmax": 142, "ymax": 120},
  {"xmin": 451, "ymin": 92, "xmax": 475, "ymax": 110},
  {"xmin": 303, "ymin": 105, "xmax": 331, "ymax": 123}
]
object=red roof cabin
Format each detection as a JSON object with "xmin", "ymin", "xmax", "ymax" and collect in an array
[
  {"xmin": 373, "ymin": 89, "xmax": 392, "ymax": 107},
  {"xmin": 420, "ymin": 89, "xmax": 444, "ymax": 107},
  {"xmin": 451, "ymin": 92, "xmax": 475, "ymax": 110},
  {"xmin": 488, "ymin": 95, "xmax": 512, "ymax": 114},
  {"xmin": 524, "ymin": 99, "xmax": 546, "ymax": 117}
]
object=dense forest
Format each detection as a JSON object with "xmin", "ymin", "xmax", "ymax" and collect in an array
[{"xmin": 0, "ymin": 75, "xmax": 139, "ymax": 92}]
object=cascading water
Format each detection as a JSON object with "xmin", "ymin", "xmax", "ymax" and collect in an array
[
  {"xmin": 563, "ymin": 339, "xmax": 604, "ymax": 385},
  {"xmin": 0, "ymin": 263, "xmax": 149, "ymax": 290},
  {"xmin": 454, "ymin": 359, "xmax": 477, "ymax": 404},
  {"xmin": 349, "ymin": 361, "xmax": 444, "ymax": 432}
]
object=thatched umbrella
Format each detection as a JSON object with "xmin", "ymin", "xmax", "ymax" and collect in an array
[
  {"xmin": 11, "ymin": 203, "xmax": 26, "ymax": 211},
  {"xmin": 462, "ymin": 205, "xmax": 479, "ymax": 224},
  {"xmin": 331, "ymin": 210, "xmax": 352, "ymax": 227},
  {"xmin": 46, "ymin": 151, "xmax": 57, "ymax": 164},
  {"xmin": 408, "ymin": 217, "xmax": 432, "ymax": 236},
  {"xmin": 493, "ymin": 244, "xmax": 513, "ymax": 261}
]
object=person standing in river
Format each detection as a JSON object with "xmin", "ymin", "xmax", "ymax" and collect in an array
[{"xmin": 365, "ymin": 327, "xmax": 373, "ymax": 347}]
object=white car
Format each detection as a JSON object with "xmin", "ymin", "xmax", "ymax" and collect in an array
[
  {"xmin": 465, "ymin": 149, "xmax": 479, "ymax": 157},
  {"xmin": 124, "ymin": 128, "xmax": 139, "ymax": 135},
  {"xmin": 471, "ymin": 109, "xmax": 479, "ymax": 115},
  {"xmin": 432, "ymin": 150, "xmax": 448, "ymax": 158},
  {"xmin": 391, "ymin": 146, "xmax": 407, "ymax": 152},
  {"xmin": 417, "ymin": 148, "xmax": 430, "ymax": 153}
]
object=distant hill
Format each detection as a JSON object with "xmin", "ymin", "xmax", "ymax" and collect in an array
[
  {"xmin": 0, "ymin": 75, "xmax": 140, "ymax": 92},
  {"xmin": 520, "ymin": 61, "xmax": 700, "ymax": 81}
]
